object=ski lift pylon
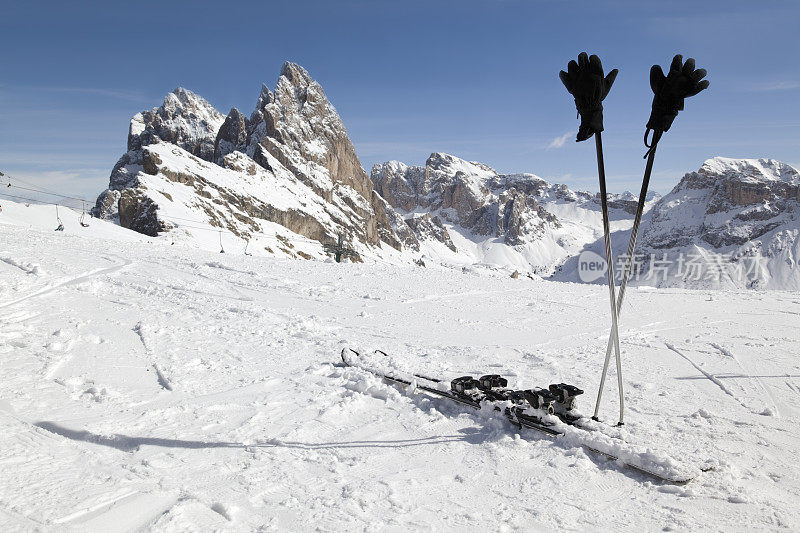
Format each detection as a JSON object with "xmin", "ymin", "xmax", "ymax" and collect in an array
[
  {"xmin": 55, "ymin": 204, "xmax": 64, "ymax": 231},
  {"xmin": 79, "ymin": 201, "xmax": 90, "ymax": 227}
]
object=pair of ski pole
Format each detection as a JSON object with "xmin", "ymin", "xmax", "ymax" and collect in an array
[{"xmin": 560, "ymin": 53, "xmax": 709, "ymax": 425}]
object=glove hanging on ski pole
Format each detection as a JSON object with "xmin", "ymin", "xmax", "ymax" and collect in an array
[
  {"xmin": 559, "ymin": 52, "xmax": 618, "ymax": 142},
  {"xmin": 644, "ymin": 54, "xmax": 709, "ymax": 154}
]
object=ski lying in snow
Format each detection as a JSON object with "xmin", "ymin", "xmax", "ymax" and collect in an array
[{"xmin": 341, "ymin": 347, "xmax": 706, "ymax": 484}]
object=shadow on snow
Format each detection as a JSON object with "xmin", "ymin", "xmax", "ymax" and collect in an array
[{"xmin": 33, "ymin": 421, "xmax": 488, "ymax": 453}]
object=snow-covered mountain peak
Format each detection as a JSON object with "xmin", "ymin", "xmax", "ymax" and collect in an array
[
  {"xmin": 95, "ymin": 62, "xmax": 401, "ymax": 254},
  {"xmin": 645, "ymin": 190, "xmax": 662, "ymax": 202},
  {"xmin": 128, "ymin": 87, "xmax": 225, "ymax": 161},
  {"xmin": 698, "ymin": 156, "xmax": 799, "ymax": 185},
  {"xmin": 380, "ymin": 160, "xmax": 411, "ymax": 173},
  {"xmin": 266, "ymin": 62, "xmax": 347, "ymax": 145},
  {"xmin": 425, "ymin": 152, "xmax": 497, "ymax": 179},
  {"xmin": 371, "ymin": 152, "xmax": 651, "ymax": 271},
  {"xmin": 164, "ymin": 87, "xmax": 213, "ymax": 111}
]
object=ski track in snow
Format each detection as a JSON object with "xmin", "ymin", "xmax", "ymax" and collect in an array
[
  {"xmin": 665, "ymin": 342, "xmax": 742, "ymax": 402},
  {"xmin": 709, "ymin": 342, "xmax": 781, "ymax": 417},
  {"xmin": 134, "ymin": 322, "xmax": 174, "ymax": 392},
  {"xmin": 0, "ymin": 256, "xmax": 131, "ymax": 310},
  {"xmin": 0, "ymin": 215, "xmax": 799, "ymax": 531}
]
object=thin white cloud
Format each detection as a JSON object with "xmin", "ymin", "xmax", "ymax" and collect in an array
[
  {"xmin": 745, "ymin": 81, "xmax": 800, "ymax": 92},
  {"xmin": 547, "ymin": 131, "xmax": 573, "ymax": 150},
  {"xmin": 10, "ymin": 85, "xmax": 153, "ymax": 103}
]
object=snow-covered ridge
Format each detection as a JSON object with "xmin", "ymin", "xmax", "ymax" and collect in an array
[
  {"xmin": 376, "ymin": 152, "xmax": 799, "ymax": 289},
  {"xmin": 645, "ymin": 157, "xmax": 800, "ymax": 251},
  {"xmin": 698, "ymin": 157, "xmax": 800, "ymax": 185},
  {"xmin": 630, "ymin": 156, "xmax": 800, "ymax": 289}
]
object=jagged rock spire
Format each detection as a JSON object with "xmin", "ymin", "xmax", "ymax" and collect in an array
[{"xmin": 214, "ymin": 108, "xmax": 248, "ymax": 163}]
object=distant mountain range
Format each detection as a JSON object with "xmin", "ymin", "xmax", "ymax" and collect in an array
[{"xmin": 93, "ymin": 62, "xmax": 800, "ymax": 289}]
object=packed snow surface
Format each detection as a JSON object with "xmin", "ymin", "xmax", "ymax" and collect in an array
[{"xmin": 1, "ymin": 199, "xmax": 799, "ymax": 531}]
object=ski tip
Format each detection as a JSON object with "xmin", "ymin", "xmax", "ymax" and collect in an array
[{"xmin": 341, "ymin": 346, "xmax": 358, "ymax": 365}]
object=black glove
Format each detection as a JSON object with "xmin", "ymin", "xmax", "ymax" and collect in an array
[
  {"xmin": 560, "ymin": 53, "xmax": 618, "ymax": 142},
  {"xmin": 646, "ymin": 55, "xmax": 709, "ymax": 134}
]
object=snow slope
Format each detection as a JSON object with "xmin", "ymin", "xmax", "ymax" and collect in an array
[{"xmin": 1, "ymin": 201, "xmax": 799, "ymax": 531}]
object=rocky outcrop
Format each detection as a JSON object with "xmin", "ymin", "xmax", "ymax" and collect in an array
[
  {"xmin": 606, "ymin": 195, "xmax": 638, "ymax": 215},
  {"xmin": 214, "ymin": 108, "xmax": 248, "ymax": 163},
  {"xmin": 405, "ymin": 214, "xmax": 456, "ymax": 252},
  {"xmin": 243, "ymin": 62, "xmax": 389, "ymax": 246},
  {"xmin": 117, "ymin": 188, "xmax": 164, "ymax": 237},
  {"xmin": 498, "ymin": 189, "xmax": 559, "ymax": 246}
]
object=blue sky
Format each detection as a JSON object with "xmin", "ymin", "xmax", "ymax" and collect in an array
[{"xmin": 1, "ymin": 0, "xmax": 799, "ymax": 201}]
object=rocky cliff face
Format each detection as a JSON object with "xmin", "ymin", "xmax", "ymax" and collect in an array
[
  {"xmin": 94, "ymin": 62, "xmax": 400, "ymax": 255},
  {"xmin": 641, "ymin": 158, "xmax": 800, "ymax": 250}
]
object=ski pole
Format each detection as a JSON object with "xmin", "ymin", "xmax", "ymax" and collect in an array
[
  {"xmin": 592, "ymin": 135, "xmax": 658, "ymax": 423},
  {"xmin": 593, "ymin": 131, "xmax": 625, "ymax": 425},
  {"xmin": 593, "ymin": 55, "xmax": 708, "ymax": 423},
  {"xmin": 559, "ymin": 53, "xmax": 624, "ymax": 425}
]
